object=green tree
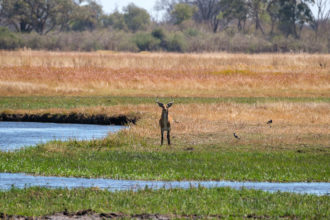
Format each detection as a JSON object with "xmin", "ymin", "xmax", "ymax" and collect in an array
[
  {"xmin": 154, "ymin": 0, "xmax": 181, "ymax": 21},
  {"xmin": 0, "ymin": 0, "xmax": 81, "ymax": 34},
  {"xmin": 266, "ymin": 0, "xmax": 281, "ymax": 35},
  {"xmin": 123, "ymin": 3, "xmax": 150, "ymax": 32},
  {"xmin": 219, "ymin": 0, "xmax": 248, "ymax": 31},
  {"xmin": 102, "ymin": 11, "xmax": 126, "ymax": 30},
  {"xmin": 193, "ymin": 0, "xmax": 222, "ymax": 32},
  {"xmin": 71, "ymin": 0, "xmax": 103, "ymax": 31},
  {"xmin": 0, "ymin": 0, "xmax": 34, "ymax": 33},
  {"xmin": 171, "ymin": 3, "xmax": 196, "ymax": 25},
  {"xmin": 278, "ymin": 0, "xmax": 314, "ymax": 38},
  {"xmin": 247, "ymin": 0, "xmax": 268, "ymax": 34},
  {"xmin": 56, "ymin": 0, "xmax": 77, "ymax": 31}
]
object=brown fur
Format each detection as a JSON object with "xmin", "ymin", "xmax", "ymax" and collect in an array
[{"xmin": 157, "ymin": 102, "xmax": 173, "ymax": 145}]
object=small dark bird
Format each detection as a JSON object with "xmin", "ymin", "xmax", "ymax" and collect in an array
[
  {"xmin": 233, "ymin": 133, "xmax": 240, "ymax": 140},
  {"xmin": 319, "ymin": 63, "xmax": 326, "ymax": 69},
  {"xmin": 267, "ymin": 119, "xmax": 272, "ymax": 127}
]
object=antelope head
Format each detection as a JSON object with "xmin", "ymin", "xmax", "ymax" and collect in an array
[{"xmin": 156, "ymin": 100, "xmax": 174, "ymax": 112}]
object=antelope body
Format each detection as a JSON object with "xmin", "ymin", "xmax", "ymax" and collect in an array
[{"xmin": 156, "ymin": 101, "xmax": 173, "ymax": 145}]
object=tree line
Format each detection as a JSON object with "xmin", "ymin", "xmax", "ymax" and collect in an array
[
  {"xmin": 158, "ymin": 0, "xmax": 329, "ymax": 39},
  {"xmin": 0, "ymin": 0, "xmax": 329, "ymax": 52}
]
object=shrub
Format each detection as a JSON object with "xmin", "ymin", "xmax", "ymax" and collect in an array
[
  {"xmin": 163, "ymin": 32, "xmax": 186, "ymax": 52},
  {"xmin": 184, "ymin": 28, "xmax": 200, "ymax": 37},
  {"xmin": 1, "ymin": 26, "xmax": 327, "ymax": 53},
  {"xmin": 0, "ymin": 27, "xmax": 21, "ymax": 49},
  {"xmin": 133, "ymin": 32, "xmax": 160, "ymax": 51},
  {"xmin": 152, "ymin": 28, "xmax": 166, "ymax": 41}
]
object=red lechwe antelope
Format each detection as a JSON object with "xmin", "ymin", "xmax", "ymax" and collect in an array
[{"xmin": 156, "ymin": 100, "xmax": 174, "ymax": 145}]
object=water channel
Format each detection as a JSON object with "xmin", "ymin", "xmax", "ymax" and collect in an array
[
  {"xmin": 0, "ymin": 121, "xmax": 123, "ymax": 151},
  {"xmin": 0, "ymin": 173, "xmax": 329, "ymax": 195},
  {"xmin": 0, "ymin": 122, "xmax": 329, "ymax": 196}
]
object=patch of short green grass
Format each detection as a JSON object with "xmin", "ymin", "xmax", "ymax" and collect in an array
[
  {"xmin": 0, "ymin": 187, "xmax": 328, "ymax": 218},
  {"xmin": 0, "ymin": 96, "xmax": 328, "ymax": 110},
  {"xmin": 0, "ymin": 139, "xmax": 328, "ymax": 182}
]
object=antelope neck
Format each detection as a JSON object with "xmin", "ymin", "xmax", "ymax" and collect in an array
[{"xmin": 162, "ymin": 109, "xmax": 168, "ymax": 120}]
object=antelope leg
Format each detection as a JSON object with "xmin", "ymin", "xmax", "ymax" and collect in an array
[
  {"xmin": 167, "ymin": 130, "xmax": 171, "ymax": 145},
  {"xmin": 161, "ymin": 130, "xmax": 164, "ymax": 146}
]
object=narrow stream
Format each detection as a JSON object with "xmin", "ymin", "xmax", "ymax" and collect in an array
[
  {"xmin": 0, "ymin": 173, "xmax": 329, "ymax": 195},
  {"xmin": 0, "ymin": 122, "xmax": 123, "ymax": 151}
]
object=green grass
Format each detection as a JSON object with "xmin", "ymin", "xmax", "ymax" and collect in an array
[
  {"xmin": 0, "ymin": 187, "xmax": 328, "ymax": 218},
  {"xmin": 0, "ymin": 139, "xmax": 329, "ymax": 182},
  {"xmin": 0, "ymin": 96, "xmax": 329, "ymax": 110}
]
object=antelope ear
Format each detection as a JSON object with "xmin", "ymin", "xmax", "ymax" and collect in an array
[
  {"xmin": 157, "ymin": 102, "xmax": 165, "ymax": 108},
  {"xmin": 166, "ymin": 102, "xmax": 174, "ymax": 108}
]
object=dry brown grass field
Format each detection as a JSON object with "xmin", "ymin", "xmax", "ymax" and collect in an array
[
  {"xmin": 0, "ymin": 50, "xmax": 329, "ymax": 150},
  {"xmin": 0, "ymin": 50, "xmax": 329, "ymax": 97},
  {"xmin": 6, "ymin": 101, "xmax": 329, "ymax": 151}
]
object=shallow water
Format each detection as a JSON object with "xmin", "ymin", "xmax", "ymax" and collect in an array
[
  {"xmin": 0, "ymin": 122, "xmax": 124, "ymax": 151},
  {"xmin": 0, "ymin": 173, "xmax": 329, "ymax": 195}
]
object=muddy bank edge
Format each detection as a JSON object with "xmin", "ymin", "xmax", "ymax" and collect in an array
[{"xmin": 0, "ymin": 112, "xmax": 140, "ymax": 125}]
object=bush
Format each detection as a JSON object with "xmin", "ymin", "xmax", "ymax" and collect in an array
[
  {"xmin": 1, "ymin": 26, "xmax": 327, "ymax": 53},
  {"xmin": 133, "ymin": 32, "xmax": 160, "ymax": 51},
  {"xmin": 152, "ymin": 28, "xmax": 166, "ymax": 41},
  {"xmin": 163, "ymin": 32, "xmax": 186, "ymax": 52},
  {"xmin": 184, "ymin": 28, "xmax": 200, "ymax": 37},
  {"xmin": 0, "ymin": 27, "xmax": 21, "ymax": 49}
]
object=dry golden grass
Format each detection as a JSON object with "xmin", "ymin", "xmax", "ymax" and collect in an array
[
  {"xmin": 0, "ymin": 50, "xmax": 329, "ymax": 97},
  {"xmin": 135, "ymin": 102, "xmax": 330, "ymax": 150},
  {"xmin": 6, "ymin": 102, "xmax": 329, "ymax": 151}
]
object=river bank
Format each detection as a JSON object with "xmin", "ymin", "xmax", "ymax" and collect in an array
[{"xmin": 0, "ymin": 112, "xmax": 138, "ymax": 125}]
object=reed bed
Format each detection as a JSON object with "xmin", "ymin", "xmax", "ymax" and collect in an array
[{"xmin": 0, "ymin": 51, "xmax": 329, "ymax": 97}]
